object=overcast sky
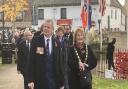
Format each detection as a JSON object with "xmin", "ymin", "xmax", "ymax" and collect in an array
[{"xmin": 118, "ymin": 0, "xmax": 125, "ymax": 6}]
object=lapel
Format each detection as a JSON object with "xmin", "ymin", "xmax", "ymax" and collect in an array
[
  {"xmin": 52, "ymin": 36, "xmax": 56, "ymax": 53},
  {"xmin": 39, "ymin": 34, "xmax": 45, "ymax": 47}
]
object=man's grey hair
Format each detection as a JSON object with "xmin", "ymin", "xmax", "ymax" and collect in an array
[{"xmin": 40, "ymin": 19, "xmax": 54, "ymax": 31}]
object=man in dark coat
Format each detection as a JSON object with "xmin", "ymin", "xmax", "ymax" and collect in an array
[
  {"xmin": 17, "ymin": 30, "xmax": 33, "ymax": 89},
  {"xmin": 64, "ymin": 27, "xmax": 73, "ymax": 47},
  {"xmin": 27, "ymin": 19, "xmax": 59, "ymax": 89},
  {"xmin": 106, "ymin": 38, "xmax": 116, "ymax": 70}
]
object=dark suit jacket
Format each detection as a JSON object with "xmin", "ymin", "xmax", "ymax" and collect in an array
[
  {"xmin": 28, "ymin": 34, "xmax": 58, "ymax": 89},
  {"xmin": 68, "ymin": 44, "xmax": 97, "ymax": 89},
  {"xmin": 54, "ymin": 37, "xmax": 69, "ymax": 87},
  {"xmin": 33, "ymin": 31, "xmax": 42, "ymax": 37},
  {"xmin": 64, "ymin": 32, "xmax": 73, "ymax": 47},
  {"xmin": 17, "ymin": 39, "xmax": 29, "ymax": 75}
]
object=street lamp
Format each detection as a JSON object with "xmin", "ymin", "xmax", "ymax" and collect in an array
[
  {"xmin": 98, "ymin": 19, "xmax": 102, "ymax": 51},
  {"xmin": 98, "ymin": 19, "xmax": 101, "ymax": 34},
  {"xmin": 1, "ymin": 0, "xmax": 5, "ymax": 43},
  {"xmin": 2, "ymin": 6, "xmax": 5, "ymax": 43},
  {"xmin": 118, "ymin": 0, "xmax": 125, "ymax": 6}
]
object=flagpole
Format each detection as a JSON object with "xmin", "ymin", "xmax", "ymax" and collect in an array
[
  {"xmin": 99, "ymin": 0, "xmax": 103, "ymax": 52},
  {"xmin": 86, "ymin": 0, "xmax": 89, "ymax": 45},
  {"xmin": 99, "ymin": 0, "xmax": 103, "ymax": 77},
  {"xmin": 100, "ymin": 18, "xmax": 102, "ymax": 52},
  {"xmin": 100, "ymin": 16, "xmax": 103, "ymax": 76}
]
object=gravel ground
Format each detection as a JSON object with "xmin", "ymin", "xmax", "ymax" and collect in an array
[{"xmin": 0, "ymin": 64, "xmax": 24, "ymax": 89}]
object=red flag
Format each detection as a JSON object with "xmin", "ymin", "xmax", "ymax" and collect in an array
[
  {"xmin": 99, "ymin": 0, "xmax": 106, "ymax": 16},
  {"xmin": 80, "ymin": 0, "xmax": 88, "ymax": 29}
]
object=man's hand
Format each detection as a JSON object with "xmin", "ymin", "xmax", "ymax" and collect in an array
[
  {"xmin": 60, "ymin": 86, "xmax": 64, "ymax": 89},
  {"xmin": 17, "ymin": 70, "xmax": 21, "ymax": 74},
  {"xmin": 28, "ymin": 82, "xmax": 34, "ymax": 89}
]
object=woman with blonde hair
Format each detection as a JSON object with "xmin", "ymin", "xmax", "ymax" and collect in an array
[{"xmin": 68, "ymin": 28, "xmax": 97, "ymax": 89}]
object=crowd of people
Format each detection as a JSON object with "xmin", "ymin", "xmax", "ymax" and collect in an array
[{"xmin": 14, "ymin": 19, "xmax": 97, "ymax": 89}]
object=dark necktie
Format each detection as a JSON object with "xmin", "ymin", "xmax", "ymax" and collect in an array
[{"xmin": 46, "ymin": 39, "xmax": 50, "ymax": 56}]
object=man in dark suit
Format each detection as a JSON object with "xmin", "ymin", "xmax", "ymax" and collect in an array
[
  {"xmin": 17, "ymin": 30, "xmax": 33, "ymax": 89},
  {"xmin": 28, "ymin": 19, "xmax": 60, "ymax": 89},
  {"xmin": 106, "ymin": 38, "xmax": 116, "ymax": 70},
  {"xmin": 64, "ymin": 27, "xmax": 73, "ymax": 47}
]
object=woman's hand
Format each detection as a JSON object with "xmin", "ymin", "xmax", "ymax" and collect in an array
[{"xmin": 79, "ymin": 61, "xmax": 85, "ymax": 71}]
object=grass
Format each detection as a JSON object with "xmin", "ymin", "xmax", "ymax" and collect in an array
[
  {"xmin": 93, "ymin": 76, "xmax": 128, "ymax": 89},
  {"xmin": 0, "ymin": 56, "xmax": 128, "ymax": 89}
]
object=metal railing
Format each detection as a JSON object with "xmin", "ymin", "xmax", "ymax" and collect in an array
[{"xmin": 92, "ymin": 47, "xmax": 128, "ymax": 80}]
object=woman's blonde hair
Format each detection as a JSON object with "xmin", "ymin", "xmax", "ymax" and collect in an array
[{"xmin": 74, "ymin": 28, "xmax": 85, "ymax": 44}]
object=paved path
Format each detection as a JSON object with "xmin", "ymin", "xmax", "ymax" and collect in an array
[{"xmin": 0, "ymin": 64, "xmax": 24, "ymax": 89}]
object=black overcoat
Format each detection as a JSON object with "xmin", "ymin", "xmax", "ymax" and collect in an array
[
  {"xmin": 17, "ymin": 39, "xmax": 29, "ymax": 75},
  {"xmin": 27, "ymin": 35, "xmax": 58, "ymax": 89},
  {"xmin": 68, "ymin": 44, "xmax": 97, "ymax": 89}
]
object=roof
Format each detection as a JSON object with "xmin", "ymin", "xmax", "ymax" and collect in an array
[
  {"xmin": 29, "ymin": 0, "xmax": 98, "ymax": 7},
  {"xmin": 29, "ymin": 0, "xmax": 122, "ymax": 9},
  {"xmin": 110, "ymin": 0, "xmax": 122, "ymax": 8},
  {"xmin": 0, "ymin": 22, "xmax": 31, "ymax": 28}
]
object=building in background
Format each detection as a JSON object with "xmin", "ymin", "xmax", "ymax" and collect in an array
[
  {"xmin": 0, "ymin": 0, "xmax": 32, "ymax": 31},
  {"xmin": 0, "ymin": 0, "xmax": 127, "ymax": 48},
  {"xmin": 29, "ymin": 0, "xmax": 125, "ymax": 31}
]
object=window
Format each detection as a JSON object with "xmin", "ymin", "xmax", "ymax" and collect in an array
[
  {"xmin": 61, "ymin": 8, "xmax": 67, "ymax": 19},
  {"xmin": 38, "ymin": 9, "xmax": 44, "ymax": 20},
  {"xmin": 111, "ymin": 9, "xmax": 113, "ymax": 19},
  {"xmin": 16, "ymin": 12, "xmax": 23, "ymax": 21},
  {"xmin": 115, "ymin": 10, "xmax": 117, "ymax": 20}
]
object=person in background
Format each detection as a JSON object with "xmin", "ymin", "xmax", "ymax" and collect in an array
[
  {"xmin": 17, "ymin": 30, "xmax": 33, "ymax": 89},
  {"xmin": 27, "ymin": 19, "xmax": 60, "ymax": 89},
  {"xmin": 64, "ymin": 27, "xmax": 73, "ymax": 47},
  {"xmin": 55, "ymin": 26, "xmax": 69, "ymax": 89},
  {"xmin": 14, "ymin": 31, "xmax": 23, "ymax": 63},
  {"xmin": 55, "ymin": 26, "xmax": 65, "ymax": 48},
  {"xmin": 106, "ymin": 38, "xmax": 116, "ymax": 70},
  {"xmin": 68, "ymin": 28, "xmax": 97, "ymax": 89}
]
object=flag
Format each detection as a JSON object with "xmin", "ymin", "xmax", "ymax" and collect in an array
[
  {"xmin": 80, "ymin": 0, "xmax": 92, "ymax": 30},
  {"xmin": 81, "ymin": 0, "xmax": 88, "ymax": 29},
  {"xmin": 99, "ymin": 0, "xmax": 106, "ymax": 16},
  {"xmin": 88, "ymin": 5, "xmax": 92, "ymax": 30}
]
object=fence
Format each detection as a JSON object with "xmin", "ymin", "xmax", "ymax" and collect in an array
[
  {"xmin": 92, "ymin": 47, "xmax": 128, "ymax": 80},
  {"xmin": 114, "ymin": 48, "xmax": 128, "ymax": 80}
]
